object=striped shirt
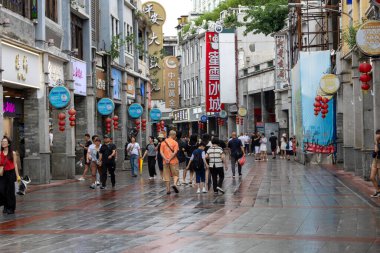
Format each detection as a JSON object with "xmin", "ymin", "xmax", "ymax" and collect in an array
[{"xmin": 206, "ymin": 146, "xmax": 224, "ymax": 168}]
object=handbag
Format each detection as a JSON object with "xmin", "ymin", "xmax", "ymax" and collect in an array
[{"xmin": 238, "ymin": 155, "xmax": 246, "ymax": 166}]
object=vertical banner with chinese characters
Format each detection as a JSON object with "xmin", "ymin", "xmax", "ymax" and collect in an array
[
  {"xmin": 205, "ymin": 32, "xmax": 221, "ymax": 113},
  {"xmin": 274, "ymin": 35, "xmax": 289, "ymax": 89},
  {"xmin": 219, "ymin": 32, "xmax": 236, "ymax": 104},
  {"xmin": 163, "ymin": 56, "xmax": 179, "ymax": 109}
]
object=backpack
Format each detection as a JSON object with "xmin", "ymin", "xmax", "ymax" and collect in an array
[
  {"xmin": 177, "ymin": 140, "xmax": 186, "ymax": 163},
  {"xmin": 192, "ymin": 149, "xmax": 204, "ymax": 172}
]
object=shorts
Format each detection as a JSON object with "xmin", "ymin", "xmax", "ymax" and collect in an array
[
  {"xmin": 286, "ymin": 150, "xmax": 294, "ymax": 156},
  {"xmin": 163, "ymin": 163, "xmax": 179, "ymax": 182},
  {"xmin": 195, "ymin": 169, "xmax": 205, "ymax": 183},
  {"xmin": 271, "ymin": 146, "xmax": 277, "ymax": 152},
  {"xmin": 372, "ymin": 158, "xmax": 380, "ymax": 169},
  {"xmin": 255, "ymin": 146, "xmax": 260, "ymax": 154}
]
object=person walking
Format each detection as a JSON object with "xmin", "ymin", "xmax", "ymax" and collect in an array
[
  {"xmin": 89, "ymin": 135, "xmax": 101, "ymax": 186},
  {"xmin": 99, "ymin": 135, "xmax": 117, "ymax": 189},
  {"xmin": 176, "ymin": 132, "xmax": 187, "ymax": 185},
  {"xmin": 253, "ymin": 132, "xmax": 261, "ymax": 161},
  {"xmin": 0, "ymin": 136, "xmax": 21, "ymax": 214},
  {"xmin": 160, "ymin": 130, "xmax": 180, "ymax": 195},
  {"xmin": 286, "ymin": 137, "xmax": 294, "ymax": 161},
  {"xmin": 269, "ymin": 132, "xmax": 278, "ymax": 159},
  {"xmin": 228, "ymin": 132, "xmax": 245, "ymax": 178},
  {"xmin": 127, "ymin": 136, "xmax": 142, "ymax": 177},
  {"xmin": 280, "ymin": 134, "xmax": 287, "ymax": 159},
  {"xmin": 78, "ymin": 133, "xmax": 92, "ymax": 181},
  {"xmin": 156, "ymin": 133, "xmax": 165, "ymax": 180},
  {"xmin": 186, "ymin": 142, "xmax": 208, "ymax": 194},
  {"xmin": 206, "ymin": 138, "xmax": 226, "ymax": 195},
  {"xmin": 183, "ymin": 134, "xmax": 198, "ymax": 185},
  {"xmin": 260, "ymin": 134, "xmax": 268, "ymax": 161},
  {"xmin": 87, "ymin": 137, "xmax": 102, "ymax": 189},
  {"xmin": 142, "ymin": 136, "xmax": 157, "ymax": 180},
  {"xmin": 370, "ymin": 129, "xmax": 380, "ymax": 198}
]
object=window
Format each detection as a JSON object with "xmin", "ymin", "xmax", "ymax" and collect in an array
[
  {"xmin": 267, "ymin": 60, "xmax": 274, "ymax": 67},
  {"xmin": 0, "ymin": 0, "xmax": 35, "ymax": 19},
  {"xmin": 71, "ymin": 14, "xmax": 84, "ymax": 59},
  {"xmin": 254, "ymin": 65, "xmax": 260, "ymax": 72},
  {"xmin": 164, "ymin": 46, "xmax": 174, "ymax": 56},
  {"xmin": 126, "ymin": 24, "xmax": 133, "ymax": 55},
  {"xmin": 183, "ymin": 82, "xmax": 187, "ymax": 100},
  {"xmin": 195, "ymin": 78, "xmax": 198, "ymax": 97},
  {"xmin": 187, "ymin": 80, "xmax": 190, "ymax": 99},
  {"xmin": 196, "ymin": 43, "xmax": 199, "ymax": 61},
  {"xmin": 46, "ymin": 0, "xmax": 58, "ymax": 22},
  {"xmin": 111, "ymin": 16, "xmax": 119, "ymax": 38},
  {"xmin": 190, "ymin": 79, "xmax": 194, "ymax": 98}
]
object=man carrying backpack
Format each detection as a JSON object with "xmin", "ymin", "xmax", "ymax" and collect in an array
[{"xmin": 186, "ymin": 142, "xmax": 209, "ymax": 193}]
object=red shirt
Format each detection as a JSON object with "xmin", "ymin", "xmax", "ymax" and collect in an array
[{"xmin": 0, "ymin": 151, "xmax": 15, "ymax": 171}]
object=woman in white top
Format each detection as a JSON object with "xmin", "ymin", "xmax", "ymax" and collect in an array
[
  {"xmin": 206, "ymin": 138, "xmax": 226, "ymax": 195},
  {"xmin": 260, "ymin": 134, "xmax": 268, "ymax": 161},
  {"xmin": 127, "ymin": 136, "xmax": 141, "ymax": 177},
  {"xmin": 87, "ymin": 138, "xmax": 102, "ymax": 189},
  {"xmin": 280, "ymin": 134, "xmax": 287, "ymax": 159}
]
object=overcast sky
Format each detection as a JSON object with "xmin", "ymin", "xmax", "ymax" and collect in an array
[{"xmin": 142, "ymin": 0, "xmax": 193, "ymax": 36}]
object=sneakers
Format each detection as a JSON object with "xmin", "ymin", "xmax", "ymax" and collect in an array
[
  {"xmin": 90, "ymin": 184, "xmax": 96, "ymax": 189},
  {"xmin": 149, "ymin": 177, "xmax": 154, "ymax": 180},
  {"xmin": 202, "ymin": 187, "xmax": 207, "ymax": 193},
  {"xmin": 370, "ymin": 191, "xmax": 380, "ymax": 198},
  {"xmin": 232, "ymin": 175, "xmax": 236, "ymax": 178},
  {"xmin": 217, "ymin": 186, "xmax": 225, "ymax": 194},
  {"xmin": 172, "ymin": 185, "xmax": 179, "ymax": 193},
  {"xmin": 78, "ymin": 177, "xmax": 85, "ymax": 181},
  {"xmin": 196, "ymin": 188, "xmax": 201, "ymax": 194},
  {"xmin": 95, "ymin": 181, "xmax": 100, "ymax": 186},
  {"xmin": 100, "ymin": 186, "xmax": 106, "ymax": 190}
]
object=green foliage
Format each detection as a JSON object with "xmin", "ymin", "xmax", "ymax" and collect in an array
[
  {"xmin": 242, "ymin": 1, "xmax": 288, "ymax": 36},
  {"xmin": 342, "ymin": 23, "xmax": 360, "ymax": 50},
  {"xmin": 109, "ymin": 34, "xmax": 125, "ymax": 60},
  {"xmin": 182, "ymin": 24, "xmax": 190, "ymax": 34},
  {"xmin": 223, "ymin": 13, "xmax": 238, "ymax": 29}
]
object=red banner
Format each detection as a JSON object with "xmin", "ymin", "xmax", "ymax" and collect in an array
[{"xmin": 205, "ymin": 32, "xmax": 221, "ymax": 112}]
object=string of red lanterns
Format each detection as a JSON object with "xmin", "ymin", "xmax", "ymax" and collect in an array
[{"xmin": 359, "ymin": 62, "xmax": 372, "ymax": 92}]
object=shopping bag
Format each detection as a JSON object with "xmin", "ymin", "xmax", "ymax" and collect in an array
[
  {"xmin": 139, "ymin": 158, "xmax": 143, "ymax": 175},
  {"xmin": 238, "ymin": 155, "xmax": 246, "ymax": 166},
  {"xmin": 16, "ymin": 176, "xmax": 31, "ymax": 195}
]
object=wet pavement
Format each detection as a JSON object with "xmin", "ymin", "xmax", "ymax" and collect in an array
[{"xmin": 0, "ymin": 157, "xmax": 379, "ymax": 253}]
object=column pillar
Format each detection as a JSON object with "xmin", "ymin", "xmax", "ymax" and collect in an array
[{"xmin": 373, "ymin": 59, "xmax": 380, "ymax": 131}]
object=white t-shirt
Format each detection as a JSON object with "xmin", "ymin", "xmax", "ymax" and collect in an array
[{"xmin": 127, "ymin": 143, "xmax": 141, "ymax": 156}]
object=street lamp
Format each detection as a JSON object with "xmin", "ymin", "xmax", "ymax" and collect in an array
[{"xmin": 288, "ymin": 3, "xmax": 353, "ymax": 21}]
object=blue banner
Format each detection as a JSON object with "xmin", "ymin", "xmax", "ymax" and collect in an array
[
  {"xmin": 97, "ymin": 98, "xmax": 115, "ymax": 116},
  {"xmin": 128, "ymin": 103, "xmax": 143, "ymax": 119},
  {"xmin": 150, "ymin": 108, "xmax": 162, "ymax": 121},
  {"xmin": 49, "ymin": 86, "xmax": 70, "ymax": 109},
  {"xmin": 111, "ymin": 68, "xmax": 122, "ymax": 100}
]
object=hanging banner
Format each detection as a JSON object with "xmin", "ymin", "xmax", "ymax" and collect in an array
[
  {"xmin": 297, "ymin": 51, "xmax": 336, "ymax": 153},
  {"xmin": 150, "ymin": 108, "xmax": 162, "ymax": 121},
  {"xmin": 71, "ymin": 58, "xmax": 87, "ymax": 96},
  {"xmin": 111, "ymin": 68, "xmax": 122, "ymax": 100},
  {"xmin": 97, "ymin": 98, "xmax": 115, "ymax": 116},
  {"xmin": 127, "ymin": 76, "xmax": 135, "ymax": 99},
  {"xmin": 49, "ymin": 86, "xmax": 71, "ymax": 109},
  {"xmin": 205, "ymin": 31, "xmax": 221, "ymax": 113},
  {"xmin": 128, "ymin": 103, "xmax": 143, "ymax": 119},
  {"xmin": 163, "ymin": 56, "xmax": 179, "ymax": 109},
  {"xmin": 219, "ymin": 32, "xmax": 236, "ymax": 103}
]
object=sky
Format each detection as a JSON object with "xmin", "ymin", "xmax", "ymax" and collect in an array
[{"xmin": 142, "ymin": 0, "xmax": 193, "ymax": 36}]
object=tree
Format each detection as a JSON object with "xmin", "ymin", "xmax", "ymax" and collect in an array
[{"xmin": 242, "ymin": 0, "xmax": 288, "ymax": 36}]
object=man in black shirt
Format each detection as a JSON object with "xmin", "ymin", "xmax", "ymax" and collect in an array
[
  {"xmin": 99, "ymin": 135, "xmax": 117, "ymax": 189},
  {"xmin": 79, "ymin": 134, "xmax": 92, "ymax": 181},
  {"xmin": 228, "ymin": 132, "xmax": 245, "ymax": 177},
  {"xmin": 269, "ymin": 132, "xmax": 278, "ymax": 159}
]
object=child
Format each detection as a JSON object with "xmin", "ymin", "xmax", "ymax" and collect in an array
[
  {"xmin": 185, "ymin": 142, "xmax": 209, "ymax": 193},
  {"xmin": 286, "ymin": 137, "xmax": 294, "ymax": 160}
]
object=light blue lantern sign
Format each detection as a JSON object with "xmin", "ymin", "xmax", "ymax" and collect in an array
[
  {"xmin": 97, "ymin": 98, "xmax": 115, "ymax": 116},
  {"xmin": 48, "ymin": 86, "xmax": 71, "ymax": 109},
  {"xmin": 150, "ymin": 108, "xmax": 162, "ymax": 121},
  {"xmin": 128, "ymin": 103, "xmax": 143, "ymax": 119},
  {"xmin": 200, "ymin": 115, "xmax": 208, "ymax": 123}
]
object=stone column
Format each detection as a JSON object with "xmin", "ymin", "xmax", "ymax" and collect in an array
[
  {"xmin": 373, "ymin": 59, "xmax": 380, "ymax": 131},
  {"xmin": 119, "ymin": 71, "xmax": 128, "ymax": 170},
  {"xmin": 361, "ymin": 87, "xmax": 374, "ymax": 180}
]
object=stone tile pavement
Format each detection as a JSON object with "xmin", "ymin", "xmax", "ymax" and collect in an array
[{"xmin": 0, "ymin": 157, "xmax": 379, "ymax": 253}]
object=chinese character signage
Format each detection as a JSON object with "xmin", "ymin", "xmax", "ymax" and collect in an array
[
  {"xmin": 163, "ymin": 56, "xmax": 179, "ymax": 109},
  {"xmin": 71, "ymin": 58, "xmax": 87, "ymax": 96},
  {"xmin": 48, "ymin": 57, "xmax": 64, "ymax": 87},
  {"xmin": 205, "ymin": 32, "xmax": 221, "ymax": 112},
  {"xmin": 127, "ymin": 76, "xmax": 135, "ymax": 99},
  {"xmin": 96, "ymin": 69, "xmax": 106, "ymax": 98},
  {"xmin": 143, "ymin": 2, "xmax": 166, "ymax": 101},
  {"xmin": 275, "ymin": 35, "xmax": 289, "ymax": 89}
]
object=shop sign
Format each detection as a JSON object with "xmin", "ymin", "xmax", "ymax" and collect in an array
[
  {"xmin": 96, "ymin": 69, "xmax": 107, "ymax": 98},
  {"xmin": 1, "ymin": 42, "xmax": 41, "ymax": 89},
  {"xmin": 97, "ymin": 98, "xmax": 115, "ymax": 116},
  {"xmin": 127, "ymin": 76, "xmax": 135, "ymax": 98},
  {"xmin": 111, "ymin": 68, "xmax": 122, "ymax": 100},
  {"xmin": 128, "ymin": 103, "xmax": 143, "ymax": 119},
  {"xmin": 200, "ymin": 115, "xmax": 208, "ymax": 123},
  {"xmin": 238, "ymin": 107, "xmax": 247, "ymax": 117},
  {"xmin": 163, "ymin": 56, "xmax": 179, "ymax": 109},
  {"xmin": 150, "ymin": 108, "xmax": 162, "ymax": 121},
  {"xmin": 319, "ymin": 74, "xmax": 340, "ymax": 95},
  {"xmin": 71, "ymin": 58, "xmax": 87, "ymax": 96},
  {"xmin": 205, "ymin": 32, "xmax": 221, "ymax": 112},
  {"xmin": 48, "ymin": 58, "xmax": 64, "ymax": 87},
  {"xmin": 219, "ymin": 110, "xmax": 227, "ymax": 119},
  {"xmin": 274, "ymin": 35, "xmax": 289, "ymax": 89},
  {"xmin": 356, "ymin": 20, "xmax": 380, "ymax": 56},
  {"xmin": 48, "ymin": 86, "xmax": 71, "ymax": 109},
  {"xmin": 173, "ymin": 109, "xmax": 189, "ymax": 122},
  {"xmin": 3, "ymin": 98, "xmax": 23, "ymax": 117}
]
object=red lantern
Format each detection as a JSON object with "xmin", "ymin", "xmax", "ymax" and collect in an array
[
  {"xmin": 315, "ymin": 107, "xmax": 321, "ymax": 112},
  {"xmin": 321, "ymin": 114, "xmax": 326, "ymax": 119},
  {"xmin": 106, "ymin": 123, "xmax": 111, "ymax": 128},
  {"xmin": 315, "ymin": 96, "xmax": 322, "ymax": 102},
  {"xmin": 314, "ymin": 112, "xmax": 319, "ymax": 116},
  {"xmin": 321, "ymin": 104, "xmax": 328, "ymax": 110},
  {"xmin": 58, "ymin": 113, "xmax": 66, "ymax": 120},
  {"xmin": 160, "ymin": 120, "xmax": 165, "ymax": 125},
  {"xmin": 359, "ymin": 73, "xmax": 372, "ymax": 83},
  {"xmin": 321, "ymin": 109, "xmax": 328, "ymax": 114},
  {"xmin": 69, "ymin": 116, "xmax": 76, "ymax": 121},
  {"xmin": 240, "ymin": 118, "xmax": 244, "ymax": 125},
  {"xmin": 70, "ymin": 121, "xmax": 76, "ymax": 127},
  {"xmin": 106, "ymin": 118, "xmax": 112, "ymax": 123},
  {"xmin": 314, "ymin": 102, "xmax": 321, "ymax": 108},
  {"xmin": 112, "ymin": 115, "xmax": 119, "ymax": 121},
  {"xmin": 59, "ymin": 121, "xmax": 65, "ymax": 127},
  {"xmin": 361, "ymin": 83, "xmax": 370, "ymax": 91},
  {"xmin": 322, "ymin": 97, "xmax": 329, "ymax": 104},
  {"xmin": 142, "ymin": 119, "xmax": 146, "ymax": 123},
  {"xmin": 113, "ymin": 121, "xmax": 118, "ymax": 126},
  {"xmin": 358, "ymin": 62, "xmax": 372, "ymax": 73},
  {"xmin": 59, "ymin": 126, "xmax": 65, "ymax": 132},
  {"xmin": 68, "ymin": 108, "xmax": 76, "ymax": 116}
]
